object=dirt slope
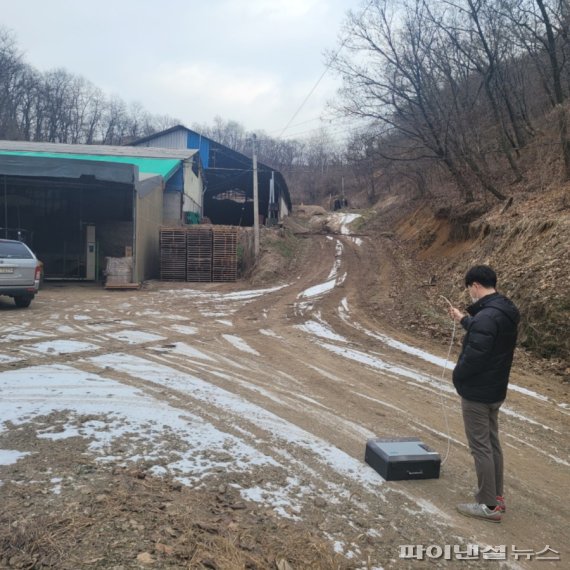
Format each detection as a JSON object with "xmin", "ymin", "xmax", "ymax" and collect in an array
[{"xmin": 0, "ymin": 213, "xmax": 568, "ymax": 569}]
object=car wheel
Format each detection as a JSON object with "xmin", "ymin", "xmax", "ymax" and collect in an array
[{"xmin": 14, "ymin": 296, "xmax": 33, "ymax": 308}]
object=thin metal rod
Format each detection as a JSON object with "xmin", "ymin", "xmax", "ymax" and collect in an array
[
  {"xmin": 252, "ymin": 134, "xmax": 259, "ymax": 257},
  {"xmin": 3, "ymin": 175, "xmax": 7, "ymax": 238}
]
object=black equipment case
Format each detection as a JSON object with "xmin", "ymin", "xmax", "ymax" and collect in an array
[{"xmin": 365, "ymin": 437, "xmax": 441, "ymax": 481}]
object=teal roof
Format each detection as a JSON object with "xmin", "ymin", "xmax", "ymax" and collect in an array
[{"xmin": 0, "ymin": 150, "xmax": 181, "ymax": 180}]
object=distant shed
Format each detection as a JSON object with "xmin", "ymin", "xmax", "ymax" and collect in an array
[
  {"xmin": 131, "ymin": 125, "xmax": 292, "ymax": 226},
  {"xmin": 0, "ymin": 141, "xmax": 204, "ymax": 281}
]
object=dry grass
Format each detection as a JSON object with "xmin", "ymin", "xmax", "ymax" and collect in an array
[{"xmin": 0, "ymin": 466, "xmax": 350, "ymax": 569}]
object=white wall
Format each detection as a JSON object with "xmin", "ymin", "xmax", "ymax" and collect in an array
[
  {"xmin": 182, "ymin": 160, "xmax": 203, "ymax": 214},
  {"xmin": 279, "ymin": 194, "xmax": 289, "ymax": 220}
]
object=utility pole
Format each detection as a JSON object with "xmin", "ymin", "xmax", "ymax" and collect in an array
[{"xmin": 252, "ymin": 134, "xmax": 260, "ymax": 257}]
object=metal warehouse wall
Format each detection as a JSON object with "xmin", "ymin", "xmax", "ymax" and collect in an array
[
  {"xmin": 135, "ymin": 183, "xmax": 164, "ymax": 281},
  {"xmin": 138, "ymin": 130, "xmax": 187, "ymax": 150},
  {"xmin": 187, "ymin": 133, "xmax": 210, "ymax": 168}
]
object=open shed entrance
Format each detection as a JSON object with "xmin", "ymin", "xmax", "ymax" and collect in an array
[{"xmin": 2, "ymin": 176, "xmax": 133, "ymax": 280}]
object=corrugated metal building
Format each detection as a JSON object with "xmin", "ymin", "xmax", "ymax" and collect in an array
[
  {"xmin": 131, "ymin": 125, "xmax": 292, "ymax": 226},
  {"xmin": 0, "ymin": 141, "xmax": 204, "ymax": 281}
]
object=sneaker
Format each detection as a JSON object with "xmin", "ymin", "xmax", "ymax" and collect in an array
[
  {"xmin": 456, "ymin": 503, "xmax": 502, "ymax": 523},
  {"xmin": 496, "ymin": 495, "xmax": 506, "ymax": 513}
]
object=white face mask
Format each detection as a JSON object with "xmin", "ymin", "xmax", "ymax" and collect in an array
[{"xmin": 467, "ymin": 284, "xmax": 478, "ymax": 303}]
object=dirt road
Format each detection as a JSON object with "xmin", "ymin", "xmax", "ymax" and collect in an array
[{"xmin": 1, "ymin": 223, "xmax": 568, "ymax": 568}]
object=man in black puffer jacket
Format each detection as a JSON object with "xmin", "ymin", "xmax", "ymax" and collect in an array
[{"xmin": 448, "ymin": 265, "xmax": 520, "ymax": 523}]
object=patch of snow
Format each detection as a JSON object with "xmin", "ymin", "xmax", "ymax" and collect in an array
[
  {"xmin": 295, "ymin": 320, "xmax": 348, "ymax": 343},
  {"xmin": 259, "ymin": 329, "xmax": 282, "ymax": 339},
  {"xmin": 216, "ymin": 284, "xmax": 289, "ymax": 301},
  {"xmin": 508, "ymin": 385, "xmax": 548, "ymax": 401},
  {"xmin": 222, "ymin": 334, "xmax": 260, "ymax": 356},
  {"xmin": 343, "ymin": 311, "xmax": 553, "ymax": 404},
  {"xmin": 327, "ymin": 259, "xmax": 342, "ymax": 280},
  {"xmin": 1, "ymin": 331, "xmax": 52, "ymax": 342},
  {"xmin": 240, "ymin": 477, "xmax": 312, "ymax": 520},
  {"xmin": 88, "ymin": 354, "xmax": 387, "ymax": 492},
  {"xmin": 367, "ymin": 528, "xmax": 382, "ymax": 538},
  {"xmin": 414, "ymin": 498, "xmax": 453, "ymax": 522},
  {"xmin": 500, "ymin": 406, "xmax": 558, "ymax": 433},
  {"xmin": 148, "ymin": 342, "xmax": 216, "ymax": 362},
  {"xmin": 170, "ymin": 325, "xmax": 198, "ymax": 335},
  {"xmin": 73, "ymin": 315, "xmax": 91, "ymax": 321},
  {"xmin": 0, "ymin": 354, "xmax": 22, "ymax": 364},
  {"xmin": 305, "ymin": 364, "xmax": 347, "ymax": 385},
  {"xmin": 37, "ymin": 425, "xmax": 81, "ymax": 440},
  {"xmin": 298, "ymin": 279, "xmax": 336, "ymax": 299},
  {"xmin": 343, "ymin": 317, "xmax": 451, "ymax": 369},
  {"xmin": 137, "ymin": 310, "xmax": 161, "ymax": 316},
  {"xmin": 0, "ymin": 364, "xmax": 277, "ymax": 479},
  {"xmin": 200, "ymin": 311, "xmax": 229, "ymax": 317},
  {"xmin": 50, "ymin": 476, "xmax": 63, "ymax": 495},
  {"xmin": 83, "ymin": 323, "xmax": 116, "ymax": 332},
  {"xmin": 161, "ymin": 283, "xmax": 288, "ymax": 303},
  {"xmin": 318, "ymin": 342, "xmax": 454, "ymax": 392},
  {"xmin": 339, "ymin": 213, "xmax": 362, "ymax": 234},
  {"xmin": 326, "ymin": 241, "xmax": 344, "ymax": 280},
  {"xmin": 215, "ymin": 320, "xmax": 233, "ymax": 326},
  {"xmin": 0, "ymin": 449, "xmax": 30, "ymax": 466},
  {"xmin": 106, "ymin": 330, "xmax": 166, "ymax": 345},
  {"xmin": 23, "ymin": 340, "xmax": 99, "ymax": 355},
  {"xmin": 505, "ymin": 433, "xmax": 569, "ymax": 467}
]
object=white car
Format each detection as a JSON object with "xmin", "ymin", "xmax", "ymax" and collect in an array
[{"xmin": 0, "ymin": 239, "xmax": 42, "ymax": 308}]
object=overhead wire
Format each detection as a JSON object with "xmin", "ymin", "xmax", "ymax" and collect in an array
[
  {"xmin": 438, "ymin": 296, "xmax": 459, "ymax": 466},
  {"xmin": 277, "ymin": 0, "xmax": 376, "ymax": 139}
]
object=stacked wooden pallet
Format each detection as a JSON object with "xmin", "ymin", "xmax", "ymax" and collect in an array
[
  {"xmin": 160, "ymin": 228, "xmax": 187, "ymax": 281},
  {"xmin": 212, "ymin": 226, "xmax": 238, "ymax": 282},
  {"xmin": 160, "ymin": 226, "xmax": 237, "ymax": 282},
  {"xmin": 187, "ymin": 226, "xmax": 213, "ymax": 282}
]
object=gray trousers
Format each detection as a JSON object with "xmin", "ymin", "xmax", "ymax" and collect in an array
[{"xmin": 461, "ymin": 398, "xmax": 504, "ymax": 506}]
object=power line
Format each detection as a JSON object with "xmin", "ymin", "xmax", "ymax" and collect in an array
[
  {"xmin": 277, "ymin": 120, "xmax": 374, "ymax": 141},
  {"xmin": 265, "ymin": 116, "xmax": 326, "ymax": 135},
  {"xmin": 277, "ymin": 0, "xmax": 375, "ymax": 139}
]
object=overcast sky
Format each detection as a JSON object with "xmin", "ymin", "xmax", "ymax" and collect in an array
[{"xmin": 2, "ymin": 0, "xmax": 359, "ymax": 139}]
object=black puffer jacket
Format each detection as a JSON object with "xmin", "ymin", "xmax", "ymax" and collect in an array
[{"xmin": 453, "ymin": 292, "xmax": 520, "ymax": 403}]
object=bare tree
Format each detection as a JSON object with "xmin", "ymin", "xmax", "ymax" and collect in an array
[
  {"xmin": 499, "ymin": 0, "xmax": 570, "ymax": 179},
  {"xmin": 331, "ymin": 0, "xmax": 488, "ymax": 201},
  {"xmin": 0, "ymin": 28, "xmax": 26, "ymax": 139}
]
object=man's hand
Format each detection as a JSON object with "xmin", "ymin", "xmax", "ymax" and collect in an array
[{"xmin": 448, "ymin": 306, "xmax": 465, "ymax": 323}]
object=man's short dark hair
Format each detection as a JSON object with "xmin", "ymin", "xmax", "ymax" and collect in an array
[{"xmin": 465, "ymin": 265, "xmax": 497, "ymax": 288}]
